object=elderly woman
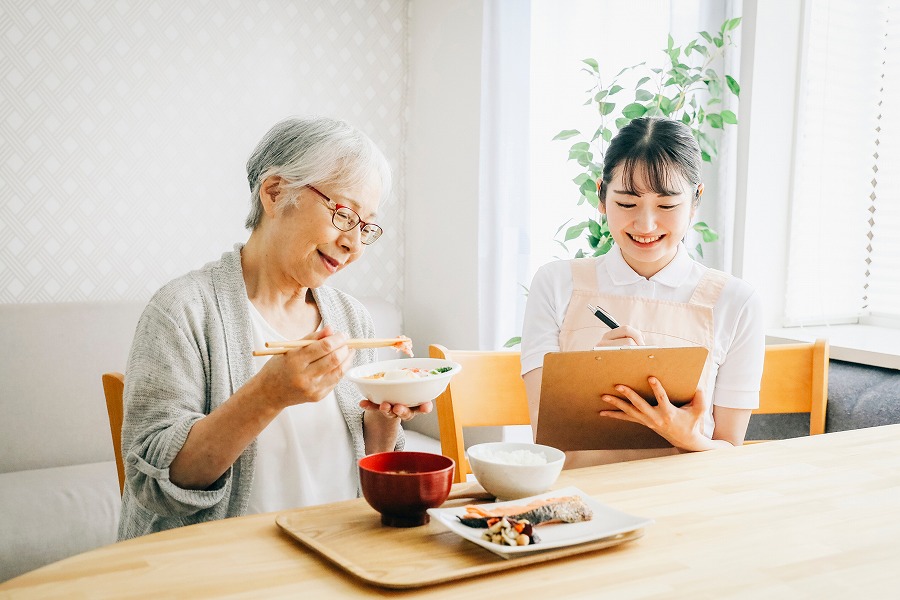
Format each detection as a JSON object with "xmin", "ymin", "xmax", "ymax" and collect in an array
[{"xmin": 119, "ymin": 117, "xmax": 427, "ymax": 540}]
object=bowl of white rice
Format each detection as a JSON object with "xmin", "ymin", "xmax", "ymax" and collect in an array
[{"xmin": 466, "ymin": 442, "xmax": 565, "ymax": 500}]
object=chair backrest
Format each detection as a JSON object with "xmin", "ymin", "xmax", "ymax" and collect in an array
[
  {"xmin": 101, "ymin": 372, "xmax": 125, "ymax": 495},
  {"xmin": 754, "ymin": 339, "xmax": 829, "ymax": 437},
  {"xmin": 428, "ymin": 344, "xmax": 532, "ymax": 483}
]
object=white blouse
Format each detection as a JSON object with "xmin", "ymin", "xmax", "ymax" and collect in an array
[{"xmin": 245, "ymin": 300, "xmax": 357, "ymax": 513}]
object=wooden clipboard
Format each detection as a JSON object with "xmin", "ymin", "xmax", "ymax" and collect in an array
[{"xmin": 535, "ymin": 346, "xmax": 708, "ymax": 451}]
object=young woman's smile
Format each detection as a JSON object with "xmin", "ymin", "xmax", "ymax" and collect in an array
[{"xmin": 601, "ymin": 168, "xmax": 696, "ymax": 279}]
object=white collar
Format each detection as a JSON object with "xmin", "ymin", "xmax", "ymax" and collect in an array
[{"xmin": 604, "ymin": 243, "xmax": 694, "ymax": 288}]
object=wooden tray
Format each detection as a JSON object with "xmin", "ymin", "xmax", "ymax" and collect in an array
[{"xmin": 275, "ymin": 497, "xmax": 645, "ymax": 589}]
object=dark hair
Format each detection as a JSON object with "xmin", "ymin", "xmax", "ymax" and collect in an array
[{"xmin": 599, "ymin": 117, "xmax": 702, "ymax": 204}]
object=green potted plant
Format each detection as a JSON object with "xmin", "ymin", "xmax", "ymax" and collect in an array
[{"xmin": 505, "ymin": 17, "xmax": 742, "ymax": 348}]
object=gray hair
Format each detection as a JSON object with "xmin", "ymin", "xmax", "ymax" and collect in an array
[{"xmin": 244, "ymin": 117, "xmax": 392, "ymax": 230}]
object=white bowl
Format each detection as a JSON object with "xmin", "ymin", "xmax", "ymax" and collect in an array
[
  {"xmin": 467, "ymin": 442, "xmax": 565, "ymax": 500},
  {"xmin": 346, "ymin": 358, "xmax": 461, "ymax": 407}
]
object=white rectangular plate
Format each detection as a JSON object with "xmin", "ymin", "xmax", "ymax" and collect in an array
[{"xmin": 427, "ymin": 486, "xmax": 653, "ymax": 559}]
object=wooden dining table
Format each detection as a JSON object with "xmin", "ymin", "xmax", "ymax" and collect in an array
[{"xmin": 3, "ymin": 424, "xmax": 899, "ymax": 598}]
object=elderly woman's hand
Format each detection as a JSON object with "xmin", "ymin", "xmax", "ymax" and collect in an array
[
  {"xmin": 359, "ymin": 399, "xmax": 433, "ymax": 422},
  {"xmin": 360, "ymin": 399, "xmax": 432, "ymax": 454},
  {"xmin": 258, "ymin": 326, "xmax": 355, "ymax": 408}
]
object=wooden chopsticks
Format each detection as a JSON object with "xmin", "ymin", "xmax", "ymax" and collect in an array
[{"xmin": 253, "ymin": 337, "xmax": 408, "ymax": 356}]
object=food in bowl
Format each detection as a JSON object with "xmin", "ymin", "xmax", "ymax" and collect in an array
[
  {"xmin": 363, "ymin": 366, "xmax": 453, "ymax": 380},
  {"xmin": 467, "ymin": 442, "xmax": 565, "ymax": 500},
  {"xmin": 346, "ymin": 358, "xmax": 461, "ymax": 407},
  {"xmin": 474, "ymin": 447, "xmax": 548, "ymax": 466},
  {"xmin": 358, "ymin": 451, "xmax": 455, "ymax": 527}
]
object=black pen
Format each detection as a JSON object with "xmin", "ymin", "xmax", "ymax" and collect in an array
[{"xmin": 587, "ymin": 303, "xmax": 620, "ymax": 329}]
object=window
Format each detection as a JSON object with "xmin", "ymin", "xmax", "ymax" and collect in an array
[{"xmin": 784, "ymin": 1, "xmax": 900, "ymax": 326}]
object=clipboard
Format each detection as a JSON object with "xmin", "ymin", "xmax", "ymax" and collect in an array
[{"xmin": 535, "ymin": 346, "xmax": 709, "ymax": 451}]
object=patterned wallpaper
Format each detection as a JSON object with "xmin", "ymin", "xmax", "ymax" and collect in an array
[{"xmin": 0, "ymin": 0, "xmax": 407, "ymax": 306}]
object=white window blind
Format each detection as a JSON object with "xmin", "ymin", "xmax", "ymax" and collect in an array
[
  {"xmin": 785, "ymin": 1, "xmax": 900, "ymax": 325},
  {"xmin": 867, "ymin": 5, "xmax": 900, "ymax": 321}
]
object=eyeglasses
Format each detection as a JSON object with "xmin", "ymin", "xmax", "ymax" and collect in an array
[{"xmin": 306, "ymin": 185, "xmax": 383, "ymax": 245}]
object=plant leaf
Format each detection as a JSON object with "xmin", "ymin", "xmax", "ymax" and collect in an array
[
  {"xmin": 635, "ymin": 89, "xmax": 654, "ymax": 101},
  {"xmin": 726, "ymin": 17, "xmax": 742, "ymax": 31},
  {"xmin": 597, "ymin": 101, "xmax": 616, "ymax": 116},
  {"xmin": 636, "ymin": 76, "xmax": 651, "ymax": 87},
  {"xmin": 726, "ymin": 75, "xmax": 741, "ymax": 96},
  {"xmin": 696, "ymin": 131, "xmax": 717, "ymax": 157},
  {"xmin": 553, "ymin": 129, "xmax": 581, "ymax": 140},
  {"xmin": 582, "ymin": 58, "xmax": 599, "ymax": 72},
  {"xmin": 721, "ymin": 109, "xmax": 738, "ymax": 124},
  {"xmin": 622, "ymin": 103, "xmax": 648, "ymax": 119},
  {"xmin": 503, "ymin": 336, "xmax": 521, "ymax": 348},
  {"xmin": 594, "ymin": 237, "xmax": 614, "ymax": 255},
  {"xmin": 565, "ymin": 221, "xmax": 590, "ymax": 241},
  {"xmin": 707, "ymin": 113, "xmax": 724, "ymax": 129},
  {"xmin": 609, "ymin": 84, "xmax": 624, "ymax": 95}
]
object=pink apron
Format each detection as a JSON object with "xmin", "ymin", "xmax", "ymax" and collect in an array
[{"xmin": 556, "ymin": 258, "xmax": 728, "ymax": 468}]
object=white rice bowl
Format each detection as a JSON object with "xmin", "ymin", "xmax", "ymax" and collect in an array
[{"xmin": 467, "ymin": 442, "xmax": 565, "ymax": 500}]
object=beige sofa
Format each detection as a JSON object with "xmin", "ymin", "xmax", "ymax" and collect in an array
[{"xmin": 0, "ymin": 298, "xmax": 439, "ymax": 582}]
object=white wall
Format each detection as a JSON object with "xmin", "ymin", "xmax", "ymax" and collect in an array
[
  {"xmin": 404, "ymin": 0, "xmax": 484, "ymax": 356},
  {"xmin": 0, "ymin": 0, "xmax": 408, "ymax": 307},
  {"xmin": 733, "ymin": 0, "xmax": 804, "ymax": 328}
]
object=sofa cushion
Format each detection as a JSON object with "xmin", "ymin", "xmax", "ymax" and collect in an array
[
  {"xmin": 746, "ymin": 360, "xmax": 900, "ymax": 440},
  {"xmin": 0, "ymin": 461, "xmax": 120, "ymax": 581},
  {"xmin": 0, "ymin": 302, "xmax": 144, "ymax": 473}
]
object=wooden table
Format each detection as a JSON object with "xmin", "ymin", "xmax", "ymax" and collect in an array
[{"xmin": 3, "ymin": 425, "xmax": 899, "ymax": 598}]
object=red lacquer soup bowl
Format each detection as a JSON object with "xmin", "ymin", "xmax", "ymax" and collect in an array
[{"xmin": 358, "ymin": 451, "xmax": 455, "ymax": 527}]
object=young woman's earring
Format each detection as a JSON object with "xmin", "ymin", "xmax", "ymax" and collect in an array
[{"xmin": 697, "ymin": 183, "xmax": 704, "ymax": 198}]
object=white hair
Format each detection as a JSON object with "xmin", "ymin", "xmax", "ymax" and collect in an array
[{"xmin": 244, "ymin": 117, "xmax": 392, "ymax": 230}]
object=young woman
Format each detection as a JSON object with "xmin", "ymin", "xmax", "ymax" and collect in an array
[{"xmin": 521, "ymin": 117, "xmax": 764, "ymax": 468}]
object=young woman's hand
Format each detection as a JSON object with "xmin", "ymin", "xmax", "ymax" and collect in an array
[
  {"xmin": 594, "ymin": 325, "xmax": 645, "ymax": 347},
  {"xmin": 598, "ymin": 377, "xmax": 717, "ymax": 451}
]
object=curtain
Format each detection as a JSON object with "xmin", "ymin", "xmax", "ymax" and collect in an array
[
  {"xmin": 783, "ymin": 0, "xmax": 898, "ymax": 325},
  {"xmin": 477, "ymin": 0, "xmax": 532, "ymax": 350}
]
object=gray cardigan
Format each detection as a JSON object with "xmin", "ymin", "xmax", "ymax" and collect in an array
[{"xmin": 118, "ymin": 244, "xmax": 403, "ymax": 540}]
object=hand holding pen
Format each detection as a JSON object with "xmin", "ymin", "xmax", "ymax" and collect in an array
[{"xmin": 587, "ymin": 304, "xmax": 646, "ymax": 346}]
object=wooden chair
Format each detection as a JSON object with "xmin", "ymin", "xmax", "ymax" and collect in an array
[
  {"xmin": 101, "ymin": 372, "xmax": 126, "ymax": 495},
  {"xmin": 751, "ymin": 339, "xmax": 829, "ymax": 441},
  {"xmin": 428, "ymin": 344, "xmax": 532, "ymax": 483}
]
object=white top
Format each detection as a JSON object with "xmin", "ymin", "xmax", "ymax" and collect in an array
[
  {"xmin": 245, "ymin": 300, "xmax": 357, "ymax": 514},
  {"xmin": 521, "ymin": 244, "xmax": 765, "ymax": 410}
]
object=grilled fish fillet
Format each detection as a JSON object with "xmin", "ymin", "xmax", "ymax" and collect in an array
[{"xmin": 458, "ymin": 496, "xmax": 593, "ymax": 528}]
